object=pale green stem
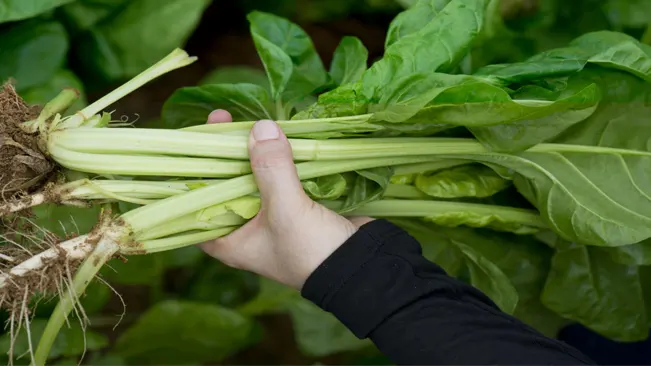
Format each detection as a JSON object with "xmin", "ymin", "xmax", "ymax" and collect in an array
[
  {"xmin": 20, "ymin": 89, "xmax": 79, "ymax": 133},
  {"xmin": 121, "ymin": 156, "xmax": 437, "ymax": 233},
  {"xmin": 383, "ymin": 184, "xmax": 430, "ymax": 199},
  {"xmin": 32, "ymin": 235, "xmax": 119, "ymax": 366},
  {"xmin": 136, "ymin": 212, "xmax": 245, "ymax": 241},
  {"xmin": 134, "ymin": 227, "xmax": 237, "ymax": 254},
  {"xmin": 60, "ymin": 49, "xmax": 196, "ymax": 128},
  {"xmin": 322, "ymin": 199, "xmax": 546, "ymax": 228},
  {"xmin": 49, "ymin": 142, "xmax": 251, "ymax": 178},
  {"xmin": 392, "ymin": 159, "xmax": 469, "ymax": 175}
]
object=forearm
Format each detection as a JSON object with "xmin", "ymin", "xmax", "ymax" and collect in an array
[{"xmin": 302, "ymin": 220, "xmax": 594, "ymax": 365}]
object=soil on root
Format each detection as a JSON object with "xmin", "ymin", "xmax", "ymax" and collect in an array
[{"xmin": 0, "ymin": 83, "xmax": 52, "ymax": 194}]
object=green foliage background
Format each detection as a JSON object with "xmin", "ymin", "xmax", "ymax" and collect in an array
[{"xmin": 2, "ymin": 0, "xmax": 651, "ymax": 364}]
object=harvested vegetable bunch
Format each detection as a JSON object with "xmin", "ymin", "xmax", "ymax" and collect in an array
[{"xmin": 3, "ymin": 0, "xmax": 651, "ymax": 364}]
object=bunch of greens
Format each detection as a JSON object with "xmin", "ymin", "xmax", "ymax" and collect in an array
[{"xmin": 3, "ymin": 0, "xmax": 651, "ymax": 364}]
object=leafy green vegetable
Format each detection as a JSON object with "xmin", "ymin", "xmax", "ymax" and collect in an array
[
  {"xmin": 542, "ymin": 238, "xmax": 648, "ymax": 341},
  {"xmin": 330, "ymin": 36, "xmax": 368, "ymax": 86},
  {"xmin": 115, "ymin": 300, "xmax": 259, "ymax": 365},
  {"xmin": 415, "ymin": 164, "xmax": 510, "ymax": 198},
  {"xmin": 162, "ymin": 84, "xmax": 274, "ymax": 128},
  {"xmin": 302, "ymin": 174, "xmax": 347, "ymax": 200},
  {"xmin": 200, "ymin": 66, "xmax": 270, "ymax": 90},
  {"xmin": 339, "ymin": 167, "xmax": 393, "ymax": 213},
  {"xmin": 603, "ymin": 240, "xmax": 651, "ymax": 266},
  {"xmin": 0, "ymin": 21, "xmax": 68, "ymax": 91}
]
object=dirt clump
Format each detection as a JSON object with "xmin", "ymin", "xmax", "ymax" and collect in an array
[{"xmin": 0, "ymin": 83, "xmax": 52, "ymax": 195}]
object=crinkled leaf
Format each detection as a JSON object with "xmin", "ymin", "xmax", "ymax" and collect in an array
[
  {"xmin": 362, "ymin": 0, "xmax": 487, "ymax": 99},
  {"xmin": 0, "ymin": 319, "xmax": 107, "ymax": 361},
  {"xmin": 390, "ymin": 174, "xmax": 415, "ymax": 185},
  {"xmin": 20, "ymin": 69, "xmax": 87, "ymax": 115},
  {"xmin": 385, "ymin": 0, "xmax": 451, "ymax": 47},
  {"xmin": 423, "ymin": 209, "xmax": 542, "ymax": 235},
  {"xmin": 302, "ymin": 174, "xmax": 347, "ymax": 200},
  {"xmin": 77, "ymin": 0, "xmax": 208, "ymax": 81},
  {"xmin": 292, "ymin": 82, "xmax": 369, "ymax": 119},
  {"xmin": 542, "ymin": 241, "xmax": 648, "ymax": 341},
  {"xmin": 339, "ymin": 167, "xmax": 393, "ymax": 213},
  {"xmin": 0, "ymin": 0, "xmax": 74, "ymax": 23},
  {"xmin": 330, "ymin": 36, "xmax": 368, "ymax": 85},
  {"xmin": 200, "ymin": 66, "xmax": 270, "ymax": 90},
  {"xmin": 115, "ymin": 300, "xmax": 259, "ymax": 365},
  {"xmin": 198, "ymin": 196, "xmax": 261, "ymax": 221},
  {"xmin": 415, "ymin": 164, "xmax": 510, "ymax": 198},
  {"xmin": 0, "ymin": 21, "xmax": 68, "ymax": 91},
  {"xmin": 162, "ymin": 83, "xmax": 273, "ymax": 128}
]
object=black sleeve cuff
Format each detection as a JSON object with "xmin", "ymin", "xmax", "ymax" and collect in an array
[{"xmin": 301, "ymin": 219, "xmax": 449, "ymax": 338}]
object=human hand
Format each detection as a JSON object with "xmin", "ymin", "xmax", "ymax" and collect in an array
[{"xmin": 199, "ymin": 110, "xmax": 373, "ymax": 290}]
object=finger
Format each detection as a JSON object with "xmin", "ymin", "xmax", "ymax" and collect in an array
[
  {"xmin": 207, "ymin": 109, "xmax": 233, "ymax": 124},
  {"xmin": 248, "ymin": 119, "xmax": 306, "ymax": 208}
]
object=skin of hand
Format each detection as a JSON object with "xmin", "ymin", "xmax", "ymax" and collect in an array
[{"xmin": 199, "ymin": 109, "xmax": 374, "ymax": 290}]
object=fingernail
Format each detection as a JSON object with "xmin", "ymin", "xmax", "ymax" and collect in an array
[{"xmin": 252, "ymin": 119, "xmax": 279, "ymax": 141}]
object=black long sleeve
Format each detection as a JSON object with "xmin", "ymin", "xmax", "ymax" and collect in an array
[{"xmin": 301, "ymin": 219, "xmax": 595, "ymax": 365}]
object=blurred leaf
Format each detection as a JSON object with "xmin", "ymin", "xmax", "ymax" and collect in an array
[
  {"xmin": 102, "ymin": 253, "xmax": 164, "ymax": 286},
  {"xmin": 414, "ymin": 164, "xmax": 510, "ymax": 198},
  {"xmin": 238, "ymin": 277, "xmax": 301, "ymax": 316},
  {"xmin": 31, "ymin": 204, "xmax": 101, "ymax": 237},
  {"xmin": 542, "ymin": 241, "xmax": 648, "ymax": 341},
  {"xmin": 288, "ymin": 298, "xmax": 371, "ymax": 357},
  {"xmin": 115, "ymin": 300, "xmax": 259, "ymax": 365},
  {"xmin": 302, "ymin": 174, "xmax": 347, "ymax": 200},
  {"xmin": 603, "ymin": 239, "xmax": 651, "ymax": 266},
  {"xmin": 20, "ymin": 69, "xmax": 87, "ymax": 114},
  {"xmin": 200, "ymin": 66, "xmax": 269, "ymax": 90},
  {"xmin": 292, "ymin": 82, "xmax": 368, "ymax": 119},
  {"xmin": 0, "ymin": 319, "xmax": 107, "ymax": 361},
  {"xmin": 77, "ymin": 0, "xmax": 209, "ymax": 81},
  {"xmin": 603, "ymin": 0, "xmax": 651, "ymax": 29},
  {"xmin": 330, "ymin": 36, "xmax": 368, "ymax": 85},
  {"xmin": 160, "ymin": 245, "xmax": 204, "ymax": 268},
  {"xmin": 162, "ymin": 83, "xmax": 273, "ymax": 128},
  {"xmin": 0, "ymin": 0, "xmax": 74, "ymax": 23},
  {"xmin": 385, "ymin": 0, "xmax": 450, "ymax": 47},
  {"xmin": 59, "ymin": 0, "xmax": 130, "ymax": 32},
  {"xmin": 187, "ymin": 262, "xmax": 259, "ymax": 308},
  {"xmin": 0, "ymin": 21, "xmax": 68, "ymax": 91},
  {"xmin": 339, "ymin": 167, "xmax": 393, "ymax": 213}
]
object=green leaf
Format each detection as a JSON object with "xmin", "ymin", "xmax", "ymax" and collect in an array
[
  {"xmin": 200, "ymin": 66, "xmax": 270, "ymax": 90},
  {"xmin": 385, "ymin": 0, "xmax": 451, "ymax": 47},
  {"xmin": 77, "ymin": 0, "xmax": 208, "ymax": 81},
  {"xmin": 603, "ymin": 0, "xmax": 651, "ymax": 28},
  {"xmin": 0, "ymin": 0, "xmax": 74, "ymax": 23},
  {"xmin": 248, "ymin": 11, "xmax": 329, "ymax": 103},
  {"xmin": 423, "ymin": 208, "xmax": 541, "ymax": 235},
  {"xmin": 162, "ymin": 83, "xmax": 273, "ymax": 128},
  {"xmin": 302, "ymin": 174, "xmax": 347, "ymax": 200},
  {"xmin": 31, "ymin": 204, "xmax": 101, "ymax": 237},
  {"xmin": 20, "ymin": 69, "xmax": 87, "ymax": 114},
  {"xmin": 602, "ymin": 239, "xmax": 651, "ymax": 266},
  {"xmin": 0, "ymin": 21, "xmax": 68, "ymax": 91},
  {"xmin": 362, "ymin": 0, "xmax": 487, "ymax": 99},
  {"xmin": 237, "ymin": 277, "xmax": 301, "ymax": 316},
  {"xmin": 59, "ymin": 0, "xmax": 130, "ymax": 32},
  {"xmin": 102, "ymin": 253, "xmax": 165, "ymax": 286},
  {"xmin": 0, "ymin": 319, "xmax": 108, "ymax": 361},
  {"xmin": 291, "ymin": 82, "xmax": 368, "ymax": 120},
  {"xmin": 330, "ymin": 36, "xmax": 368, "ymax": 85},
  {"xmin": 414, "ymin": 164, "xmax": 510, "ymax": 198},
  {"xmin": 115, "ymin": 300, "xmax": 259, "ymax": 365},
  {"xmin": 187, "ymin": 261, "xmax": 260, "ymax": 308},
  {"xmin": 339, "ymin": 167, "xmax": 393, "ymax": 213},
  {"xmin": 542, "ymin": 241, "xmax": 648, "ymax": 341}
]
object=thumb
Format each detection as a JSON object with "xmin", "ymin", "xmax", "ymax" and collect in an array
[{"xmin": 249, "ymin": 119, "xmax": 306, "ymax": 208}]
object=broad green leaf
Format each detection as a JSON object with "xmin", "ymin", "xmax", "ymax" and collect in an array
[
  {"xmin": 237, "ymin": 277, "xmax": 301, "ymax": 316},
  {"xmin": 423, "ymin": 208, "xmax": 542, "ymax": 235},
  {"xmin": 389, "ymin": 174, "xmax": 415, "ymax": 185},
  {"xmin": 415, "ymin": 164, "xmax": 510, "ymax": 198},
  {"xmin": 456, "ymin": 242, "xmax": 519, "ymax": 314},
  {"xmin": 0, "ymin": 21, "xmax": 68, "ymax": 91},
  {"xmin": 602, "ymin": 239, "xmax": 651, "ymax": 266},
  {"xmin": 288, "ymin": 297, "xmax": 371, "ymax": 357},
  {"xmin": 77, "ymin": 0, "xmax": 208, "ymax": 80},
  {"xmin": 0, "ymin": 0, "xmax": 74, "ymax": 23},
  {"xmin": 0, "ymin": 319, "xmax": 107, "ymax": 361},
  {"xmin": 603, "ymin": 0, "xmax": 651, "ymax": 28},
  {"xmin": 200, "ymin": 66, "xmax": 270, "ymax": 90},
  {"xmin": 59, "ymin": 0, "xmax": 129, "ymax": 31},
  {"xmin": 339, "ymin": 167, "xmax": 393, "ymax": 213},
  {"xmin": 302, "ymin": 174, "xmax": 347, "ymax": 200},
  {"xmin": 161, "ymin": 83, "xmax": 273, "ymax": 128},
  {"xmin": 102, "ymin": 253, "xmax": 165, "ymax": 286},
  {"xmin": 31, "ymin": 204, "xmax": 101, "ymax": 237},
  {"xmin": 20, "ymin": 69, "xmax": 87, "ymax": 114},
  {"xmin": 385, "ymin": 0, "xmax": 451, "ymax": 47},
  {"xmin": 362, "ymin": 0, "xmax": 487, "ymax": 99},
  {"xmin": 115, "ymin": 300, "xmax": 259, "ymax": 365},
  {"xmin": 248, "ymin": 11, "xmax": 330, "ymax": 102},
  {"xmin": 291, "ymin": 82, "xmax": 368, "ymax": 120},
  {"xmin": 542, "ymin": 241, "xmax": 648, "ymax": 341},
  {"xmin": 188, "ymin": 261, "xmax": 260, "ymax": 308},
  {"xmin": 330, "ymin": 36, "xmax": 368, "ymax": 85}
]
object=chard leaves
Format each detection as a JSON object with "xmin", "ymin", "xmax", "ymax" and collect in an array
[
  {"xmin": 541, "ymin": 240, "xmax": 648, "ymax": 341},
  {"xmin": 414, "ymin": 164, "xmax": 510, "ymax": 198},
  {"xmin": 384, "ymin": 0, "xmax": 451, "ymax": 47},
  {"xmin": 339, "ymin": 167, "xmax": 394, "ymax": 213},
  {"xmin": 329, "ymin": 36, "xmax": 368, "ymax": 86},
  {"xmin": 302, "ymin": 174, "xmax": 347, "ymax": 200},
  {"xmin": 0, "ymin": 0, "xmax": 74, "ymax": 24}
]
